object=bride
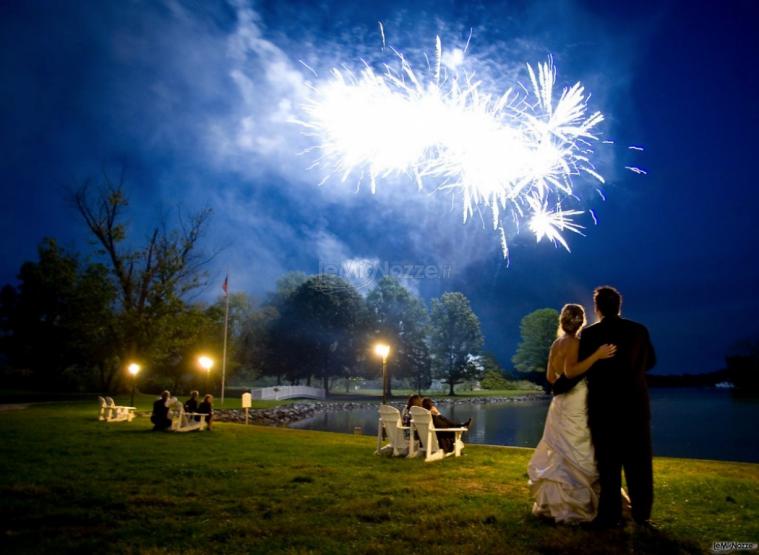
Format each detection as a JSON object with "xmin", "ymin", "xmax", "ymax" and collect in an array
[{"xmin": 527, "ymin": 303, "xmax": 616, "ymax": 524}]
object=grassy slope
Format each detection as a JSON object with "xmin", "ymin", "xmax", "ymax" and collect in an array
[{"xmin": 0, "ymin": 401, "xmax": 757, "ymax": 554}]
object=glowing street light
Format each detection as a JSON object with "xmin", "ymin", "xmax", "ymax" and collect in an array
[
  {"xmin": 374, "ymin": 343, "xmax": 390, "ymax": 360},
  {"xmin": 374, "ymin": 343, "xmax": 391, "ymax": 404},
  {"xmin": 197, "ymin": 355, "xmax": 214, "ymax": 394},
  {"xmin": 127, "ymin": 362, "xmax": 141, "ymax": 407}
]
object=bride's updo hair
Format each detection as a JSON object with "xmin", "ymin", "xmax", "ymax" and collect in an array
[{"xmin": 558, "ymin": 304, "xmax": 586, "ymax": 337}]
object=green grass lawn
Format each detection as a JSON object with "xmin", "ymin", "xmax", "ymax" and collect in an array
[
  {"xmin": 1, "ymin": 401, "xmax": 757, "ymax": 554},
  {"xmin": 0, "ymin": 390, "xmax": 301, "ymax": 410}
]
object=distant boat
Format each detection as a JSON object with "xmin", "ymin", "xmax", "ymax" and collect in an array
[{"xmin": 715, "ymin": 382, "xmax": 735, "ymax": 389}]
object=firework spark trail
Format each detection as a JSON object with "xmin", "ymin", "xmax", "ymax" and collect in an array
[
  {"xmin": 298, "ymin": 35, "xmax": 616, "ymax": 258},
  {"xmin": 378, "ymin": 21, "xmax": 386, "ymax": 50}
]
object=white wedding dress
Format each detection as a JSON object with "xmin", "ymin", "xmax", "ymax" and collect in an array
[{"xmin": 527, "ymin": 378, "xmax": 600, "ymax": 524}]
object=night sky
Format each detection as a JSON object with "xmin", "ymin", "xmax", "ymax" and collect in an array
[{"xmin": 2, "ymin": 0, "xmax": 758, "ymax": 375}]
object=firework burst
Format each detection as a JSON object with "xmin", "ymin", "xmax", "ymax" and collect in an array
[{"xmin": 298, "ymin": 33, "xmax": 611, "ymax": 258}]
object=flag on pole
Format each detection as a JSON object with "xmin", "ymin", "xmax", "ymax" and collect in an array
[{"xmin": 221, "ymin": 272, "xmax": 230, "ymax": 408}]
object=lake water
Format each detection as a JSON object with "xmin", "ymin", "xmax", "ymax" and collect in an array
[{"xmin": 290, "ymin": 388, "xmax": 759, "ymax": 463}]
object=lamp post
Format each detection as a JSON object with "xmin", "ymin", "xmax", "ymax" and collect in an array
[
  {"xmin": 374, "ymin": 343, "xmax": 390, "ymax": 404},
  {"xmin": 127, "ymin": 362, "xmax": 141, "ymax": 407},
  {"xmin": 197, "ymin": 355, "xmax": 214, "ymax": 394}
]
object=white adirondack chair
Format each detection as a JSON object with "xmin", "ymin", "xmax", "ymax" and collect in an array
[
  {"xmin": 99, "ymin": 396, "xmax": 136, "ymax": 422},
  {"xmin": 98, "ymin": 396, "xmax": 110, "ymax": 421},
  {"xmin": 105, "ymin": 396, "xmax": 136, "ymax": 422},
  {"xmin": 168, "ymin": 398, "xmax": 207, "ymax": 432},
  {"xmin": 376, "ymin": 405, "xmax": 411, "ymax": 456},
  {"xmin": 410, "ymin": 405, "xmax": 467, "ymax": 462}
]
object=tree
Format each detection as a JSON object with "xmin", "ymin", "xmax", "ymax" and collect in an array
[
  {"xmin": 479, "ymin": 353, "xmax": 511, "ymax": 390},
  {"xmin": 237, "ymin": 303, "xmax": 279, "ymax": 383},
  {"xmin": 0, "ymin": 239, "xmax": 119, "ymax": 390},
  {"xmin": 256, "ymin": 273, "xmax": 311, "ymax": 385},
  {"xmin": 725, "ymin": 338, "xmax": 759, "ymax": 394},
  {"xmin": 406, "ymin": 340, "xmax": 432, "ymax": 393},
  {"xmin": 73, "ymin": 175, "xmax": 213, "ymax": 383},
  {"xmin": 66, "ymin": 261, "xmax": 120, "ymax": 390},
  {"xmin": 207, "ymin": 292, "xmax": 257, "ymax": 384},
  {"xmin": 366, "ymin": 276, "xmax": 430, "ymax": 398},
  {"xmin": 138, "ymin": 292, "xmax": 258, "ymax": 395},
  {"xmin": 146, "ymin": 301, "xmax": 220, "ymax": 392},
  {"xmin": 512, "ymin": 308, "xmax": 558, "ymax": 392},
  {"xmin": 202, "ymin": 292, "xmax": 277, "ymax": 386},
  {"xmin": 272, "ymin": 275, "xmax": 368, "ymax": 394},
  {"xmin": 429, "ymin": 292, "xmax": 484, "ymax": 395},
  {"xmin": 265, "ymin": 272, "xmax": 308, "ymax": 308}
]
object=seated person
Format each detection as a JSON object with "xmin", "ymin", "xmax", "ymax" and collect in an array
[
  {"xmin": 401, "ymin": 394, "xmax": 423, "ymax": 427},
  {"xmin": 197, "ymin": 394, "xmax": 214, "ymax": 430},
  {"xmin": 150, "ymin": 390, "xmax": 172, "ymax": 431},
  {"xmin": 421, "ymin": 398, "xmax": 471, "ymax": 453},
  {"xmin": 184, "ymin": 390, "xmax": 200, "ymax": 421}
]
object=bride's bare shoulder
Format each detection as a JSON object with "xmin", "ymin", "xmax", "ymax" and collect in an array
[
  {"xmin": 551, "ymin": 336, "xmax": 568, "ymax": 350},
  {"xmin": 552, "ymin": 335, "xmax": 578, "ymax": 351},
  {"xmin": 554, "ymin": 335, "xmax": 578, "ymax": 346}
]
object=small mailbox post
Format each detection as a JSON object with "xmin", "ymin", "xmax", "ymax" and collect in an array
[{"xmin": 241, "ymin": 392, "xmax": 252, "ymax": 424}]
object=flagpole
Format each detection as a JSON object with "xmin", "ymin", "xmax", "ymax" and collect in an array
[{"xmin": 221, "ymin": 274, "xmax": 230, "ymax": 408}]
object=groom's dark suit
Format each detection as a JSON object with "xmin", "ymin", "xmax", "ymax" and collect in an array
[{"xmin": 579, "ymin": 315, "xmax": 656, "ymax": 524}]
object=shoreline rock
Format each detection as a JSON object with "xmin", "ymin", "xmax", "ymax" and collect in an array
[
  {"xmin": 209, "ymin": 393, "xmax": 550, "ymax": 426},
  {"xmin": 135, "ymin": 394, "xmax": 548, "ymax": 426}
]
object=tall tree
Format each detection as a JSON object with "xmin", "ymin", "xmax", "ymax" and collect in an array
[
  {"xmin": 406, "ymin": 340, "xmax": 433, "ymax": 393},
  {"xmin": 73, "ymin": 175, "xmax": 213, "ymax": 377},
  {"xmin": 237, "ymin": 303, "xmax": 279, "ymax": 383},
  {"xmin": 366, "ymin": 276, "xmax": 430, "ymax": 397},
  {"xmin": 429, "ymin": 292, "xmax": 484, "ymax": 395},
  {"xmin": 66, "ymin": 261, "xmax": 120, "ymax": 390},
  {"xmin": 147, "ymin": 300, "xmax": 220, "ymax": 392},
  {"xmin": 266, "ymin": 272, "xmax": 308, "ymax": 308},
  {"xmin": 205, "ymin": 292, "xmax": 263, "ymax": 386},
  {"xmin": 4, "ymin": 239, "xmax": 78, "ymax": 382},
  {"xmin": 256, "ymin": 272, "xmax": 311, "ymax": 385},
  {"xmin": 273, "ymin": 275, "xmax": 368, "ymax": 394},
  {"xmin": 0, "ymin": 239, "xmax": 119, "ymax": 390},
  {"xmin": 512, "ymin": 308, "xmax": 559, "ymax": 392}
]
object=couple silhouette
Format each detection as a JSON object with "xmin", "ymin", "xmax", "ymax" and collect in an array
[{"xmin": 528, "ymin": 285, "xmax": 656, "ymax": 529}]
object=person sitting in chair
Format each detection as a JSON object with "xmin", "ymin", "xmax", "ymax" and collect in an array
[
  {"xmin": 402, "ymin": 394, "xmax": 423, "ymax": 427},
  {"xmin": 184, "ymin": 390, "xmax": 200, "ymax": 421},
  {"xmin": 151, "ymin": 390, "xmax": 172, "ymax": 431},
  {"xmin": 421, "ymin": 398, "xmax": 471, "ymax": 453},
  {"xmin": 198, "ymin": 394, "xmax": 214, "ymax": 430}
]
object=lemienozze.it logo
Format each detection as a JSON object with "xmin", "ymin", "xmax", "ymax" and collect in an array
[{"xmin": 712, "ymin": 541, "xmax": 757, "ymax": 553}]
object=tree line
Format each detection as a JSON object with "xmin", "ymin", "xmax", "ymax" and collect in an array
[
  {"xmin": 5, "ymin": 177, "xmax": 647, "ymax": 397},
  {"xmin": 0, "ymin": 178, "xmax": 492, "ymax": 395}
]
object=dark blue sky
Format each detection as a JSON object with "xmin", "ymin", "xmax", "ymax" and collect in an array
[{"xmin": 2, "ymin": 0, "xmax": 758, "ymax": 375}]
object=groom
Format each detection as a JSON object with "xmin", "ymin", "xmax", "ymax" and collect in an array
[{"xmin": 579, "ymin": 286, "xmax": 656, "ymax": 528}]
